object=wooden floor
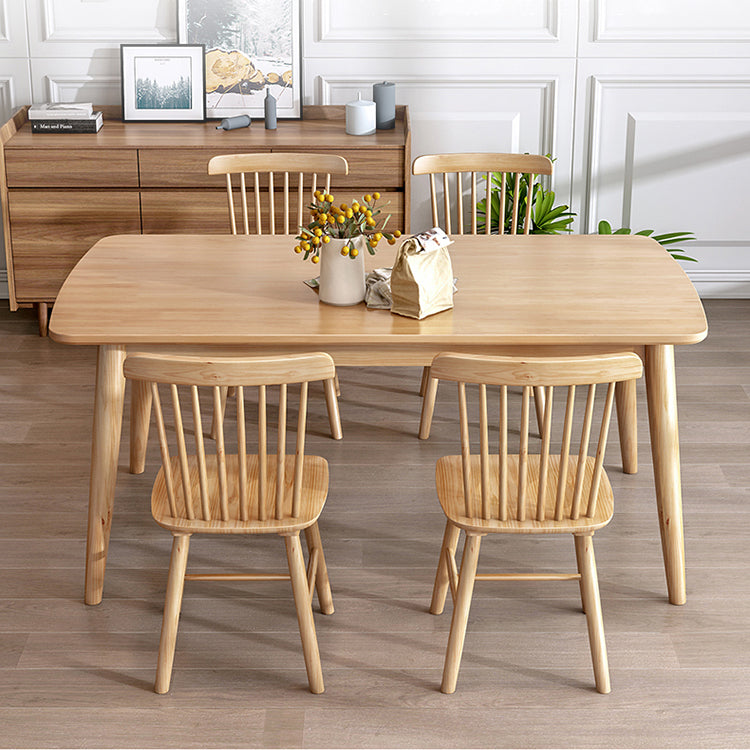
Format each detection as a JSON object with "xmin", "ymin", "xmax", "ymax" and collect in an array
[{"xmin": 1, "ymin": 300, "xmax": 749, "ymax": 749}]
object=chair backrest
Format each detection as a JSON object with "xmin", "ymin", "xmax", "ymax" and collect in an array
[
  {"xmin": 123, "ymin": 352, "xmax": 336, "ymax": 523},
  {"xmin": 430, "ymin": 352, "xmax": 643, "ymax": 524},
  {"xmin": 208, "ymin": 153, "xmax": 349, "ymax": 236},
  {"xmin": 412, "ymin": 152, "xmax": 553, "ymax": 235}
]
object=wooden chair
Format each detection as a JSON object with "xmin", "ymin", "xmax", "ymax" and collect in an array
[
  {"xmin": 208, "ymin": 151, "xmax": 348, "ymax": 432},
  {"xmin": 412, "ymin": 153, "xmax": 554, "ymax": 439},
  {"xmin": 427, "ymin": 351, "xmax": 643, "ymax": 694},
  {"xmin": 123, "ymin": 351, "xmax": 337, "ymax": 695},
  {"xmin": 207, "ymin": 152, "xmax": 349, "ymax": 236}
]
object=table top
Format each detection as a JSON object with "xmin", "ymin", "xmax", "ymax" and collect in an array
[{"xmin": 49, "ymin": 233, "xmax": 707, "ymax": 348}]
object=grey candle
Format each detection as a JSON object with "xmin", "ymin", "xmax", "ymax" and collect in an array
[
  {"xmin": 264, "ymin": 88, "xmax": 277, "ymax": 130},
  {"xmin": 372, "ymin": 81, "xmax": 395, "ymax": 130}
]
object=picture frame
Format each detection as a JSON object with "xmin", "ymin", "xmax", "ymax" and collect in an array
[
  {"xmin": 120, "ymin": 44, "xmax": 206, "ymax": 122},
  {"xmin": 177, "ymin": 0, "xmax": 302, "ymax": 120}
]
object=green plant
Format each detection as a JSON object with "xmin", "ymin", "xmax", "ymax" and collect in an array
[
  {"xmin": 477, "ymin": 171, "xmax": 575, "ymax": 235},
  {"xmin": 476, "ymin": 163, "xmax": 697, "ymax": 262},
  {"xmin": 596, "ymin": 220, "xmax": 697, "ymax": 262}
]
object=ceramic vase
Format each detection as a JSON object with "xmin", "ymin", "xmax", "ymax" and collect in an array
[{"xmin": 318, "ymin": 236, "xmax": 367, "ymax": 306}]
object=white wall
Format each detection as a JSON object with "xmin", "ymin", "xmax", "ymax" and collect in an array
[{"xmin": 2, "ymin": 0, "xmax": 750, "ymax": 298}]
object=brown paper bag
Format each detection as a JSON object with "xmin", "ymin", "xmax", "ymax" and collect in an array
[{"xmin": 390, "ymin": 231, "xmax": 454, "ymax": 319}]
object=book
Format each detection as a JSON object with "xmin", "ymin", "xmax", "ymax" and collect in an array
[
  {"xmin": 28, "ymin": 102, "xmax": 94, "ymax": 120},
  {"xmin": 30, "ymin": 111, "xmax": 103, "ymax": 134}
]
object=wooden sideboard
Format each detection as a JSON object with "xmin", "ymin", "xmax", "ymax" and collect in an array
[{"xmin": 0, "ymin": 105, "xmax": 411, "ymax": 334}]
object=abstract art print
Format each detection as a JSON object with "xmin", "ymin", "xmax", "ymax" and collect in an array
[
  {"xmin": 177, "ymin": 0, "xmax": 301, "ymax": 119},
  {"xmin": 121, "ymin": 45, "xmax": 205, "ymax": 122}
]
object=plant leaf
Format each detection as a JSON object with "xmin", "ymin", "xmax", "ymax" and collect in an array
[{"xmin": 598, "ymin": 220, "xmax": 612, "ymax": 234}]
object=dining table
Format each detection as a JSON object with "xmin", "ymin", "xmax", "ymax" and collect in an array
[{"xmin": 48, "ymin": 232, "xmax": 707, "ymax": 607}]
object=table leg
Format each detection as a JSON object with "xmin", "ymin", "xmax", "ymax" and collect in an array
[
  {"xmin": 645, "ymin": 344, "xmax": 686, "ymax": 605},
  {"xmin": 85, "ymin": 344, "xmax": 126, "ymax": 605},
  {"xmin": 615, "ymin": 379, "xmax": 638, "ymax": 474},
  {"xmin": 129, "ymin": 378, "xmax": 152, "ymax": 474},
  {"xmin": 419, "ymin": 375, "xmax": 439, "ymax": 439}
]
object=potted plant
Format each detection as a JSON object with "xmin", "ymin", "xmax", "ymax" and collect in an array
[{"xmin": 294, "ymin": 191, "xmax": 401, "ymax": 305}]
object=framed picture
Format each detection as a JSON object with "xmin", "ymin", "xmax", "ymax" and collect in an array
[
  {"xmin": 177, "ymin": 0, "xmax": 301, "ymax": 120},
  {"xmin": 120, "ymin": 44, "xmax": 206, "ymax": 122}
]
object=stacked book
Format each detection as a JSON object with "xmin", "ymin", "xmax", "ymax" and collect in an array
[{"xmin": 28, "ymin": 103, "xmax": 103, "ymax": 133}]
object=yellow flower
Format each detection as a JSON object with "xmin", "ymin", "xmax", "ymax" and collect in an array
[
  {"xmin": 339, "ymin": 203, "xmax": 348, "ymax": 211},
  {"xmin": 319, "ymin": 213, "xmax": 328, "ymax": 221},
  {"xmin": 352, "ymin": 202, "xmax": 360, "ymax": 212},
  {"xmin": 345, "ymin": 209, "xmax": 354, "ymax": 218},
  {"xmin": 314, "ymin": 190, "xmax": 323, "ymax": 200},
  {"xmin": 325, "ymin": 194, "xmax": 334, "ymax": 202},
  {"xmin": 314, "ymin": 228, "xmax": 323, "ymax": 237},
  {"xmin": 340, "ymin": 245, "xmax": 350, "ymax": 256},
  {"xmin": 312, "ymin": 236, "xmax": 320, "ymax": 246},
  {"xmin": 311, "ymin": 254, "xmax": 320, "ymax": 264},
  {"xmin": 350, "ymin": 247, "xmax": 359, "ymax": 258},
  {"xmin": 337, "ymin": 214, "xmax": 345, "ymax": 224},
  {"xmin": 301, "ymin": 241, "xmax": 310, "ymax": 251},
  {"xmin": 394, "ymin": 230, "xmax": 402, "ymax": 237},
  {"xmin": 322, "ymin": 235, "xmax": 331, "ymax": 243},
  {"xmin": 373, "ymin": 192, "xmax": 381, "ymax": 200},
  {"xmin": 328, "ymin": 215, "xmax": 337, "ymax": 225},
  {"xmin": 365, "ymin": 209, "xmax": 373, "ymax": 217},
  {"xmin": 373, "ymin": 232, "xmax": 382, "ymax": 242},
  {"xmin": 364, "ymin": 194, "xmax": 372, "ymax": 202},
  {"xmin": 294, "ymin": 245, "xmax": 303, "ymax": 253},
  {"xmin": 367, "ymin": 217, "xmax": 376, "ymax": 226},
  {"xmin": 387, "ymin": 237, "xmax": 396, "ymax": 245}
]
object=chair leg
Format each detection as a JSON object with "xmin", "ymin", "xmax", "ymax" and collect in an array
[
  {"xmin": 419, "ymin": 375, "xmax": 439, "ymax": 440},
  {"xmin": 574, "ymin": 534, "xmax": 610, "ymax": 694},
  {"xmin": 419, "ymin": 366, "xmax": 431, "ymax": 397},
  {"xmin": 441, "ymin": 533, "xmax": 482, "ymax": 694},
  {"xmin": 323, "ymin": 377, "xmax": 343, "ymax": 440},
  {"xmin": 155, "ymin": 534, "xmax": 191, "ymax": 695},
  {"xmin": 284, "ymin": 533, "xmax": 324, "ymax": 694},
  {"xmin": 574, "ymin": 533, "xmax": 587, "ymax": 615},
  {"xmin": 615, "ymin": 379, "xmax": 638, "ymax": 474},
  {"xmin": 304, "ymin": 522, "xmax": 334, "ymax": 615},
  {"xmin": 129, "ymin": 378, "xmax": 152, "ymax": 474},
  {"xmin": 430, "ymin": 520, "xmax": 461, "ymax": 615}
]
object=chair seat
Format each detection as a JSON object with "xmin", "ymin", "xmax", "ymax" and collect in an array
[
  {"xmin": 436, "ymin": 454, "xmax": 613, "ymax": 535},
  {"xmin": 152, "ymin": 454, "xmax": 329, "ymax": 535}
]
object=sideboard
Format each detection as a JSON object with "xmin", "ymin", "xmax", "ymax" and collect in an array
[{"xmin": 0, "ymin": 105, "xmax": 411, "ymax": 334}]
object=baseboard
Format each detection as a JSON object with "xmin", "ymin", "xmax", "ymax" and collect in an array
[{"xmin": 686, "ymin": 270, "xmax": 750, "ymax": 299}]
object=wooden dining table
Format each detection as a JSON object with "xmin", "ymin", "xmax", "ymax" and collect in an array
[{"xmin": 49, "ymin": 232, "xmax": 707, "ymax": 607}]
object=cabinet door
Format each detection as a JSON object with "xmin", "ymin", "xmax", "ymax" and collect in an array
[{"xmin": 8, "ymin": 190, "xmax": 141, "ymax": 302}]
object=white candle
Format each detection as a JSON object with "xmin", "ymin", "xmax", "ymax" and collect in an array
[{"xmin": 345, "ymin": 92, "xmax": 376, "ymax": 136}]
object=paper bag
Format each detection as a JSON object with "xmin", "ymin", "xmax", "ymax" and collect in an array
[{"xmin": 390, "ymin": 228, "xmax": 454, "ymax": 319}]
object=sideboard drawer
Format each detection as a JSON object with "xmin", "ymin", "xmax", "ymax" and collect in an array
[
  {"xmin": 139, "ymin": 149, "xmax": 272, "ymax": 188},
  {"xmin": 4, "ymin": 148, "xmax": 139, "ymax": 188},
  {"xmin": 8, "ymin": 190, "xmax": 142, "ymax": 301}
]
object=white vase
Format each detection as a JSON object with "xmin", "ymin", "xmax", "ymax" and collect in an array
[{"xmin": 318, "ymin": 236, "xmax": 367, "ymax": 306}]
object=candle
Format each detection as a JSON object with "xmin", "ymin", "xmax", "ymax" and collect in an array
[
  {"xmin": 373, "ymin": 81, "xmax": 395, "ymax": 130},
  {"xmin": 345, "ymin": 92, "xmax": 376, "ymax": 136}
]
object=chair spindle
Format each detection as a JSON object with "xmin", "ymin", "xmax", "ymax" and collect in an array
[
  {"xmin": 555, "ymin": 385, "xmax": 577, "ymax": 521},
  {"xmin": 536, "ymin": 385, "xmax": 554, "ymax": 522},
  {"xmin": 479, "ymin": 383, "xmax": 490, "ymax": 520},
  {"xmin": 236, "ymin": 386, "xmax": 248, "ymax": 521},
  {"xmin": 443, "ymin": 172, "xmax": 451, "ymax": 234},
  {"xmin": 191, "ymin": 385, "xmax": 210, "ymax": 521},
  {"xmin": 151, "ymin": 383, "xmax": 177, "ymax": 517},
  {"xmin": 517, "ymin": 385, "xmax": 531, "ymax": 520},
  {"xmin": 276, "ymin": 383, "xmax": 287, "ymax": 520},
  {"xmin": 499, "ymin": 384, "xmax": 508, "ymax": 521},
  {"xmin": 571, "ymin": 384, "xmax": 597, "ymax": 519},
  {"xmin": 293, "ymin": 382, "xmax": 308, "ymax": 518},
  {"xmin": 458, "ymin": 382, "xmax": 472, "ymax": 517},
  {"xmin": 587, "ymin": 382, "xmax": 616, "ymax": 518},
  {"xmin": 258, "ymin": 384, "xmax": 267, "ymax": 521},
  {"xmin": 456, "ymin": 172, "xmax": 464, "ymax": 234},
  {"xmin": 212, "ymin": 385, "xmax": 229, "ymax": 521},
  {"xmin": 171, "ymin": 384, "xmax": 195, "ymax": 520}
]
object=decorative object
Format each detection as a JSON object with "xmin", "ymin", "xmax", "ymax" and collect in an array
[
  {"xmin": 373, "ymin": 81, "xmax": 395, "ymax": 130},
  {"xmin": 264, "ymin": 87, "xmax": 277, "ymax": 129},
  {"xmin": 477, "ymin": 157, "xmax": 696, "ymax": 261},
  {"xmin": 318, "ymin": 237, "xmax": 367, "ymax": 305},
  {"xmin": 294, "ymin": 191, "xmax": 402, "ymax": 305},
  {"xmin": 120, "ymin": 45, "xmax": 205, "ymax": 122},
  {"xmin": 215, "ymin": 114, "xmax": 251, "ymax": 130},
  {"xmin": 177, "ymin": 0, "xmax": 301, "ymax": 119},
  {"xmin": 345, "ymin": 93, "xmax": 376, "ymax": 136}
]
